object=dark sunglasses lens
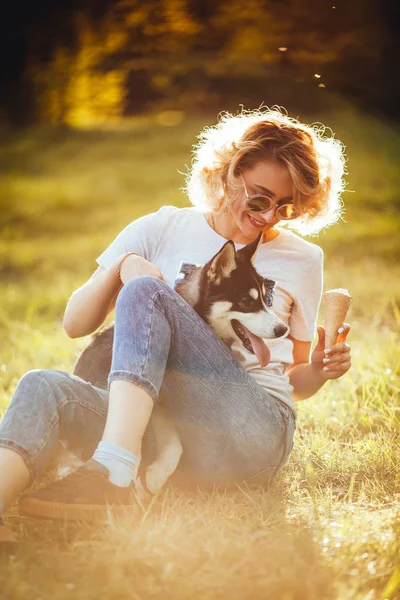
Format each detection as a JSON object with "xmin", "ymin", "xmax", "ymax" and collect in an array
[
  {"xmin": 247, "ymin": 195, "xmax": 272, "ymax": 212},
  {"xmin": 277, "ymin": 204, "xmax": 298, "ymax": 220}
]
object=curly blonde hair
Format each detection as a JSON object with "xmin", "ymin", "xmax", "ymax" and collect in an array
[{"xmin": 183, "ymin": 107, "xmax": 347, "ymax": 236}]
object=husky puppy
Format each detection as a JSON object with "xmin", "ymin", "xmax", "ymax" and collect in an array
[
  {"xmin": 175, "ymin": 233, "xmax": 288, "ymax": 367},
  {"xmin": 62, "ymin": 233, "xmax": 288, "ymax": 496}
]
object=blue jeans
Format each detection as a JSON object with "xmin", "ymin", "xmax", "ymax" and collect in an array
[{"xmin": 0, "ymin": 276, "xmax": 296, "ymax": 490}]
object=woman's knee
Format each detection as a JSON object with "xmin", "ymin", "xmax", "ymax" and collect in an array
[
  {"xmin": 12, "ymin": 369, "xmax": 72, "ymax": 409},
  {"xmin": 116, "ymin": 275, "xmax": 167, "ymax": 309}
]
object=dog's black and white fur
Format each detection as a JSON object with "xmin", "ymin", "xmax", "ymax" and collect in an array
[{"xmin": 57, "ymin": 233, "xmax": 288, "ymax": 498}]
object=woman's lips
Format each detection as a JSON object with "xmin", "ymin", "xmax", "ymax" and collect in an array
[{"xmin": 248, "ymin": 214, "xmax": 265, "ymax": 229}]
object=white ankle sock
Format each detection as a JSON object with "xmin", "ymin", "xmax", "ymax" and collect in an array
[{"xmin": 92, "ymin": 441, "xmax": 137, "ymax": 488}]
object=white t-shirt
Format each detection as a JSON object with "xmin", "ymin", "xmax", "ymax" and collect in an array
[{"xmin": 96, "ymin": 206, "xmax": 324, "ymax": 416}]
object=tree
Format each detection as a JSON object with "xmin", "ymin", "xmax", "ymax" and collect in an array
[{"xmin": 25, "ymin": 0, "xmax": 385, "ymax": 125}]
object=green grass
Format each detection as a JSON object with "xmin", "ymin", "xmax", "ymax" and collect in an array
[{"xmin": 0, "ymin": 103, "xmax": 399, "ymax": 600}]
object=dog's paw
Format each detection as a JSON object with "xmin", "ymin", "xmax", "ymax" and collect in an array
[
  {"xmin": 144, "ymin": 461, "xmax": 172, "ymax": 494},
  {"xmin": 133, "ymin": 474, "xmax": 153, "ymax": 506},
  {"xmin": 53, "ymin": 450, "xmax": 83, "ymax": 480},
  {"xmin": 55, "ymin": 464, "xmax": 81, "ymax": 480}
]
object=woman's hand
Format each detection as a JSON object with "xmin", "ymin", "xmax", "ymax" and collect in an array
[
  {"xmin": 311, "ymin": 323, "xmax": 352, "ymax": 380},
  {"xmin": 119, "ymin": 254, "xmax": 166, "ymax": 286}
]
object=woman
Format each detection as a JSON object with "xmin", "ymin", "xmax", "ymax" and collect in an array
[{"xmin": 0, "ymin": 108, "xmax": 351, "ymax": 548}]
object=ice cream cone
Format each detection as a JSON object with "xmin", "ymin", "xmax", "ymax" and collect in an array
[{"xmin": 323, "ymin": 289, "xmax": 352, "ymax": 348}]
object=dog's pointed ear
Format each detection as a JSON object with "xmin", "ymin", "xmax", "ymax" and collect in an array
[
  {"xmin": 207, "ymin": 240, "xmax": 237, "ymax": 284},
  {"xmin": 237, "ymin": 232, "xmax": 263, "ymax": 263}
]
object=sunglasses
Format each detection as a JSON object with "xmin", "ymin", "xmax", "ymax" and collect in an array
[{"xmin": 240, "ymin": 174, "xmax": 299, "ymax": 221}]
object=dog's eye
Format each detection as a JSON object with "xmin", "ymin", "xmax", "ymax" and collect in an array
[{"xmin": 241, "ymin": 297, "xmax": 254, "ymax": 308}]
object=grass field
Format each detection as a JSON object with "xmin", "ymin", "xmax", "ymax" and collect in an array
[{"xmin": 0, "ymin": 100, "xmax": 399, "ymax": 600}]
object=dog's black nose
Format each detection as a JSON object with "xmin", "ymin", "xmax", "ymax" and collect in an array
[{"xmin": 274, "ymin": 324, "xmax": 288, "ymax": 338}]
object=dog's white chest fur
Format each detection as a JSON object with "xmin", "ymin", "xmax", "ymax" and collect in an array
[{"xmin": 208, "ymin": 301, "xmax": 234, "ymax": 340}]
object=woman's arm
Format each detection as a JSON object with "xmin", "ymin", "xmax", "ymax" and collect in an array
[
  {"xmin": 285, "ymin": 325, "xmax": 352, "ymax": 401},
  {"xmin": 284, "ymin": 338, "xmax": 325, "ymax": 402},
  {"xmin": 63, "ymin": 252, "xmax": 166, "ymax": 339},
  {"xmin": 63, "ymin": 255, "xmax": 127, "ymax": 339}
]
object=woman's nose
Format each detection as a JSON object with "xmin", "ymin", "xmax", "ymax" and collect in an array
[{"xmin": 259, "ymin": 207, "xmax": 278, "ymax": 222}]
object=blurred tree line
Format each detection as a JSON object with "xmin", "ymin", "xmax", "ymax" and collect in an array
[{"xmin": 5, "ymin": 0, "xmax": 386, "ymax": 126}]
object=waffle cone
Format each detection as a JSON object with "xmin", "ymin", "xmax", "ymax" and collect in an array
[{"xmin": 323, "ymin": 289, "xmax": 352, "ymax": 348}]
